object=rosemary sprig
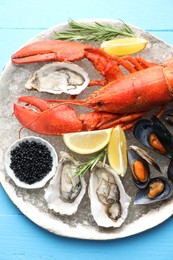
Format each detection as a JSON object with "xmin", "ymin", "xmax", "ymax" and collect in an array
[
  {"xmin": 75, "ymin": 149, "xmax": 107, "ymax": 177},
  {"xmin": 54, "ymin": 19, "xmax": 136, "ymax": 42}
]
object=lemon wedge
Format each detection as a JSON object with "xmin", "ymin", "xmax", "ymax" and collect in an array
[
  {"xmin": 108, "ymin": 126, "xmax": 127, "ymax": 176},
  {"xmin": 63, "ymin": 128, "xmax": 112, "ymax": 154},
  {"xmin": 100, "ymin": 37, "xmax": 149, "ymax": 56}
]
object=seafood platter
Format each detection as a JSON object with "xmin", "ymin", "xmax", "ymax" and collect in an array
[{"xmin": 1, "ymin": 19, "xmax": 173, "ymax": 240}]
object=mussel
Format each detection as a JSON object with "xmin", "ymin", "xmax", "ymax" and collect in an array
[
  {"xmin": 133, "ymin": 115, "xmax": 173, "ymax": 158},
  {"xmin": 163, "ymin": 109, "xmax": 173, "ymax": 125},
  {"xmin": 128, "ymin": 146, "xmax": 161, "ymax": 189},
  {"xmin": 128, "ymin": 147, "xmax": 150, "ymax": 189},
  {"xmin": 167, "ymin": 158, "xmax": 173, "ymax": 183},
  {"xmin": 134, "ymin": 177, "xmax": 173, "ymax": 205}
]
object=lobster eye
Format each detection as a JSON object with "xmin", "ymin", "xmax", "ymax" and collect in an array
[{"xmin": 97, "ymin": 101, "xmax": 104, "ymax": 107}]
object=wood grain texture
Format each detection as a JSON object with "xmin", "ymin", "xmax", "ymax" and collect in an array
[{"xmin": 1, "ymin": 0, "xmax": 173, "ymax": 259}]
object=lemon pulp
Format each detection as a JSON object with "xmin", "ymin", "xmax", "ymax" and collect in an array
[
  {"xmin": 63, "ymin": 128, "xmax": 112, "ymax": 154},
  {"xmin": 108, "ymin": 126, "xmax": 127, "ymax": 176},
  {"xmin": 100, "ymin": 37, "xmax": 149, "ymax": 56}
]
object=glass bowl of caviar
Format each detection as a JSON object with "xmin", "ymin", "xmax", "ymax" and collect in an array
[{"xmin": 5, "ymin": 136, "xmax": 58, "ymax": 189}]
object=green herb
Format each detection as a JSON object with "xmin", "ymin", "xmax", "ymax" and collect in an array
[
  {"xmin": 54, "ymin": 19, "xmax": 136, "ymax": 42},
  {"xmin": 75, "ymin": 149, "xmax": 107, "ymax": 177}
]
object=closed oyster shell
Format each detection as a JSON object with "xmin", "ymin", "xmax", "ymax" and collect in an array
[
  {"xmin": 25, "ymin": 62, "xmax": 90, "ymax": 95},
  {"xmin": 88, "ymin": 162, "xmax": 131, "ymax": 228},
  {"xmin": 44, "ymin": 151, "xmax": 86, "ymax": 215}
]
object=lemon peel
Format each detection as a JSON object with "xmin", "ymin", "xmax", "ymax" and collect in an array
[
  {"xmin": 100, "ymin": 37, "xmax": 149, "ymax": 56},
  {"xmin": 63, "ymin": 128, "xmax": 112, "ymax": 154},
  {"xmin": 108, "ymin": 126, "xmax": 127, "ymax": 176}
]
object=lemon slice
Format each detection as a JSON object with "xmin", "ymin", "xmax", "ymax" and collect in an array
[
  {"xmin": 63, "ymin": 128, "xmax": 112, "ymax": 154},
  {"xmin": 108, "ymin": 126, "xmax": 127, "ymax": 176},
  {"xmin": 100, "ymin": 37, "xmax": 149, "ymax": 56}
]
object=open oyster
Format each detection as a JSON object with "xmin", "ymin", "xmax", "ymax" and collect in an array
[
  {"xmin": 88, "ymin": 162, "xmax": 131, "ymax": 228},
  {"xmin": 44, "ymin": 151, "xmax": 86, "ymax": 215},
  {"xmin": 25, "ymin": 62, "xmax": 90, "ymax": 95}
]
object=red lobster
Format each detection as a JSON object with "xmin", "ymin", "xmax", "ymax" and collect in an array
[{"xmin": 12, "ymin": 40, "xmax": 173, "ymax": 135}]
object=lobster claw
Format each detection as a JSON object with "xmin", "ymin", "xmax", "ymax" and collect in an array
[
  {"xmin": 14, "ymin": 96, "xmax": 83, "ymax": 135},
  {"xmin": 11, "ymin": 40, "xmax": 88, "ymax": 64}
]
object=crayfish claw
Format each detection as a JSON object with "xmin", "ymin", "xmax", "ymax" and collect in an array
[
  {"xmin": 17, "ymin": 96, "xmax": 50, "ymax": 111},
  {"xmin": 14, "ymin": 97, "xmax": 83, "ymax": 135}
]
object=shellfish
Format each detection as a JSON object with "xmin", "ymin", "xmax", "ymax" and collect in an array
[
  {"xmin": 25, "ymin": 62, "xmax": 90, "ymax": 95},
  {"xmin": 134, "ymin": 177, "xmax": 173, "ymax": 205},
  {"xmin": 128, "ymin": 145, "xmax": 161, "ymax": 189},
  {"xmin": 128, "ymin": 147, "xmax": 150, "ymax": 189},
  {"xmin": 133, "ymin": 116, "xmax": 173, "ymax": 158},
  {"xmin": 88, "ymin": 162, "xmax": 131, "ymax": 228},
  {"xmin": 44, "ymin": 151, "xmax": 86, "ymax": 215},
  {"xmin": 167, "ymin": 159, "xmax": 173, "ymax": 182},
  {"xmin": 163, "ymin": 109, "xmax": 173, "ymax": 125}
]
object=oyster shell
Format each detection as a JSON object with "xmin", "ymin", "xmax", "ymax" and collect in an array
[
  {"xmin": 88, "ymin": 162, "xmax": 131, "ymax": 228},
  {"xmin": 44, "ymin": 151, "xmax": 86, "ymax": 215},
  {"xmin": 25, "ymin": 62, "xmax": 90, "ymax": 95}
]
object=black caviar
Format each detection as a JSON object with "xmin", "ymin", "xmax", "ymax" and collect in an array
[{"xmin": 10, "ymin": 140, "xmax": 53, "ymax": 185}]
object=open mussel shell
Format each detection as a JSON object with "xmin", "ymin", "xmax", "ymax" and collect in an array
[
  {"xmin": 133, "ymin": 116, "xmax": 173, "ymax": 158},
  {"xmin": 150, "ymin": 115, "xmax": 173, "ymax": 158},
  {"xmin": 162, "ymin": 109, "xmax": 173, "ymax": 125},
  {"xmin": 133, "ymin": 119, "xmax": 152, "ymax": 148},
  {"xmin": 129, "ymin": 145, "xmax": 161, "ymax": 173},
  {"xmin": 151, "ymin": 115, "xmax": 172, "ymax": 137},
  {"xmin": 134, "ymin": 177, "xmax": 173, "ymax": 205},
  {"xmin": 167, "ymin": 158, "xmax": 173, "ymax": 182},
  {"xmin": 128, "ymin": 147, "xmax": 150, "ymax": 189}
]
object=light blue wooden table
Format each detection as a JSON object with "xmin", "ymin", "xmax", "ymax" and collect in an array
[{"xmin": 1, "ymin": 1, "xmax": 173, "ymax": 259}]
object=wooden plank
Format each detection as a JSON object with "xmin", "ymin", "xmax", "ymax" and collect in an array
[
  {"xmin": 0, "ymin": 185, "xmax": 22, "ymax": 215},
  {"xmin": 0, "ymin": 0, "xmax": 173, "ymax": 30}
]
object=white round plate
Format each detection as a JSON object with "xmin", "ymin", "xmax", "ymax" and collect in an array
[{"xmin": 1, "ymin": 19, "xmax": 173, "ymax": 240}]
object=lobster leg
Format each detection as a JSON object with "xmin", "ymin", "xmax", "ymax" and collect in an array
[
  {"xmin": 114, "ymin": 56, "xmax": 157, "ymax": 73},
  {"xmin": 136, "ymin": 57, "xmax": 157, "ymax": 68},
  {"xmin": 95, "ymin": 111, "xmax": 147, "ymax": 130},
  {"xmin": 84, "ymin": 47, "xmax": 123, "ymax": 82},
  {"xmin": 79, "ymin": 111, "xmax": 119, "ymax": 131},
  {"xmin": 156, "ymin": 104, "xmax": 168, "ymax": 118}
]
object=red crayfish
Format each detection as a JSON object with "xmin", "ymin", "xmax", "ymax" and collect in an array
[{"xmin": 11, "ymin": 39, "xmax": 173, "ymax": 135}]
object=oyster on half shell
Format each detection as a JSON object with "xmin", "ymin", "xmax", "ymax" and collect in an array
[
  {"xmin": 25, "ymin": 62, "xmax": 90, "ymax": 95},
  {"xmin": 88, "ymin": 162, "xmax": 131, "ymax": 228},
  {"xmin": 44, "ymin": 151, "xmax": 86, "ymax": 215}
]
